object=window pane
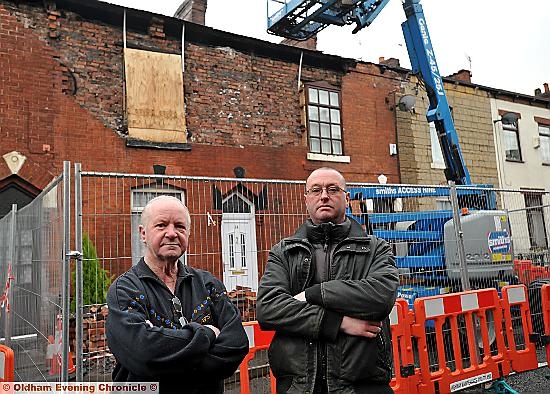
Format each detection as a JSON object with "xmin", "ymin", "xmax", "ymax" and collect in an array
[
  {"xmin": 541, "ymin": 135, "xmax": 550, "ymax": 163},
  {"xmin": 503, "ymin": 130, "xmax": 519, "ymax": 150},
  {"xmin": 503, "ymin": 129, "xmax": 520, "ymax": 160},
  {"xmin": 321, "ymin": 139, "xmax": 331, "ymax": 154},
  {"xmin": 228, "ymin": 234, "xmax": 235, "ymax": 268},
  {"xmin": 320, "ymin": 123, "xmax": 330, "ymax": 138},
  {"xmin": 332, "ymin": 141, "xmax": 342, "ymax": 155},
  {"xmin": 240, "ymin": 233, "xmax": 247, "ymax": 268},
  {"xmin": 308, "ymin": 106, "xmax": 318, "ymax": 121},
  {"xmin": 310, "ymin": 138, "xmax": 321, "ymax": 153},
  {"xmin": 330, "ymin": 109, "xmax": 340, "ymax": 124},
  {"xmin": 308, "ymin": 88, "xmax": 318, "ymax": 104},
  {"xmin": 331, "ymin": 124, "xmax": 341, "ymax": 139},
  {"xmin": 329, "ymin": 92, "xmax": 339, "ymax": 107},
  {"xmin": 310, "ymin": 122, "xmax": 320, "ymax": 137},
  {"xmin": 318, "ymin": 90, "xmax": 329, "ymax": 105},
  {"xmin": 319, "ymin": 107, "xmax": 330, "ymax": 122}
]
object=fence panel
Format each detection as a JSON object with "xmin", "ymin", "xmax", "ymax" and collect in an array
[{"xmin": 0, "ymin": 175, "xmax": 66, "ymax": 381}]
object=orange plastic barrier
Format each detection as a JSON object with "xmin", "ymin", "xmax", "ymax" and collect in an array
[
  {"xmin": 46, "ymin": 314, "xmax": 75, "ymax": 376},
  {"xmin": 0, "ymin": 344, "xmax": 14, "ymax": 382},
  {"xmin": 541, "ymin": 284, "xmax": 550, "ymax": 366},
  {"xmin": 240, "ymin": 321, "xmax": 275, "ymax": 394},
  {"xmin": 500, "ymin": 285, "xmax": 538, "ymax": 372},
  {"xmin": 389, "ymin": 298, "xmax": 420, "ymax": 394},
  {"xmin": 513, "ymin": 260, "xmax": 550, "ymax": 285},
  {"xmin": 411, "ymin": 288, "xmax": 509, "ymax": 394}
]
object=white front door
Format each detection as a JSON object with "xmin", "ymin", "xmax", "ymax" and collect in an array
[{"xmin": 221, "ymin": 212, "xmax": 258, "ymax": 291}]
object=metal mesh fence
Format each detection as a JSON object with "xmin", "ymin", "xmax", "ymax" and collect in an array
[
  {"xmin": 74, "ymin": 171, "xmax": 550, "ymax": 385},
  {"xmin": 3, "ymin": 165, "xmax": 549, "ymax": 387},
  {"xmin": 0, "ymin": 175, "xmax": 66, "ymax": 381}
]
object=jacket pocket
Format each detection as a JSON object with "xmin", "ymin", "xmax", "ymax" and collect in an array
[
  {"xmin": 339, "ymin": 335, "xmax": 377, "ymax": 380},
  {"xmin": 268, "ymin": 333, "xmax": 309, "ymax": 379}
]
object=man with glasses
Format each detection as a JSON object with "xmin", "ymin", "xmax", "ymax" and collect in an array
[
  {"xmin": 106, "ymin": 196, "xmax": 248, "ymax": 393},
  {"xmin": 257, "ymin": 167, "xmax": 399, "ymax": 393}
]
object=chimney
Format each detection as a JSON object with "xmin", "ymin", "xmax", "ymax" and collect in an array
[
  {"xmin": 446, "ymin": 69, "xmax": 471, "ymax": 83},
  {"xmin": 379, "ymin": 57, "xmax": 400, "ymax": 68},
  {"xmin": 535, "ymin": 83, "xmax": 550, "ymax": 98},
  {"xmin": 280, "ymin": 35, "xmax": 317, "ymax": 51},
  {"xmin": 174, "ymin": 0, "xmax": 207, "ymax": 25}
]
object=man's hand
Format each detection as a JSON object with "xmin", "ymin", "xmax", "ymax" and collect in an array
[
  {"xmin": 204, "ymin": 324, "xmax": 221, "ymax": 338},
  {"xmin": 293, "ymin": 291, "xmax": 306, "ymax": 302},
  {"xmin": 340, "ymin": 316, "xmax": 382, "ymax": 338}
]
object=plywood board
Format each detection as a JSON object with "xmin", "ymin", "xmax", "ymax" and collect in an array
[{"xmin": 124, "ymin": 48, "xmax": 186, "ymax": 143}]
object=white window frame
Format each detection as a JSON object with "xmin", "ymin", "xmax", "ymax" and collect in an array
[
  {"xmin": 502, "ymin": 122, "xmax": 522, "ymax": 161},
  {"xmin": 305, "ymin": 83, "xmax": 344, "ymax": 157},
  {"xmin": 539, "ymin": 124, "xmax": 550, "ymax": 165}
]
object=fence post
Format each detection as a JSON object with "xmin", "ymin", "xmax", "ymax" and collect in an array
[
  {"xmin": 449, "ymin": 181, "xmax": 470, "ymax": 291},
  {"xmin": 74, "ymin": 163, "xmax": 83, "ymax": 381},
  {"xmin": 4, "ymin": 204, "xmax": 17, "ymax": 348},
  {"xmin": 62, "ymin": 161, "xmax": 71, "ymax": 382}
]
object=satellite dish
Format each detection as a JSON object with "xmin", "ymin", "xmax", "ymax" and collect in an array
[
  {"xmin": 397, "ymin": 94, "xmax": 416, "ymax": 112},
  {"xmin": 501, "ymin": 112, "xmax": 518, "ymax": 126}
]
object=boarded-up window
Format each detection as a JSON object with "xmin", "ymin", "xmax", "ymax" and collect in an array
[{"xmin": 124, "ymin": 48, "xmax": 187, "ymax": 144}]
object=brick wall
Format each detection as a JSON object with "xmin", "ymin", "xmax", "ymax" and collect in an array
[
  {"xmin": 396, "ymin": 77, "xmax": 498, "ymax": 188},
  {"xmin": 0, "ymin": 0, "xmax": 400, "ymax": 279},
  {"xmin": 1, "ymin": 1, "xmax": 403, "ymax": 186}
]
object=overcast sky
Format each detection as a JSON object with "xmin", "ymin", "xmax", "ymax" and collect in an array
[{"xmin": 103, "ymin": 0, "xmax": 550, "ymax": 96}]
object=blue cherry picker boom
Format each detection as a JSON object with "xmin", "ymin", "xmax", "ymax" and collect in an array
[{"xmin": 266, "ymin": 0, "xmax": 515, "ymax": 303}]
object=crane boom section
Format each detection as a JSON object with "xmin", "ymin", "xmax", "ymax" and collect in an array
[{"xmin": 267, "ymin": 0, "xmax": 472, "ymax": 184}]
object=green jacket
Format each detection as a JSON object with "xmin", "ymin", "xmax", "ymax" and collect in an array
[{"xmin": 257, "ymin": 218, "xmax": 399, "ymax": 393}]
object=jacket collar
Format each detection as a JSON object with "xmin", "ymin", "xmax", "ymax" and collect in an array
[
  {"xmin": 134, "ymin": 257, "xmax": 193, "ymax": 281},
  {"xmin": 286, "ymin": 217, "xmax": 369, "ymax": 244}
]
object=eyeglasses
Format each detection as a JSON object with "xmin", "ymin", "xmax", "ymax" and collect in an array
[
  {"xmin": 172, "ymin": 296, "xmax": 189, "ymax": 326},
  {"xmin": 305, "ymin": 185, "xmax": 346, "ymax": 197}
]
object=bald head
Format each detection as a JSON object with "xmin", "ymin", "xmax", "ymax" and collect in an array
[
  {"xmin": 306, "ymin": 167, "xmax": 346, "ymax": 190},
  {"xmin": 141, "ymin": 196, "xmax": 191, "ymax": 230}
]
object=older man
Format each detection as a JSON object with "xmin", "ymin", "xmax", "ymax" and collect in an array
[
  {"xmin": 106, "ymin": 196, "xmax": 248, "ymax": 394},
  {"xmin": 257, "ymin": 168, "xmax": 399, "ymax": 393}
]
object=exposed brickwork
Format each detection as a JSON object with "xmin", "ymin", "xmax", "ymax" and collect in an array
[
  {"xmin": 174, "ymin": 0, "xmax": 207, "ymax": 24},
  {"xmin": 280, "ymin": 35, "xmax": 317, "ymax": 51},
  {"xmin": 0, "ymin": 0, "xmax": 436, "ymax": 281}
]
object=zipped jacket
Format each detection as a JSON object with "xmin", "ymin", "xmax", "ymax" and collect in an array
[
  {"xmin": 257, "ymin": 218, "xmax": 399, "ymax": 393},
  {"xmin": 106, "ymin": 258, "xmax": 249, "ymax": 394}
]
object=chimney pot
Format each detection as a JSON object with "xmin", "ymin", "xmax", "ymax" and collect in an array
[
  {"xmin": 544, "ymin": 82, "xmax": 549, "ymax": 94},
  {"xmin": 174, "ymin": 0, "xmax": 207, "ymax": 25}
]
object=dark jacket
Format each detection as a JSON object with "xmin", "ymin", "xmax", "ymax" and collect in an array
[
  {"xmin": 106, "ymin": 258, "xmax": 249, "ymax": 394},
  {"xmin": 257, "ymin": 218, "xmax": 399, "ymax": 393}
]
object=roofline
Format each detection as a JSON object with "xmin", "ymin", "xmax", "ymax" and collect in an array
[
  {"xmin": 8, "ymin": 0, "xmax": 549, "ymax": 105},
  {"xmin": 374, "ymin": 61, "xmax": 550, "ymax": 107},
  {"xmin": 16, "ymin": 0, "xmax": 355, "ymax": 72}
]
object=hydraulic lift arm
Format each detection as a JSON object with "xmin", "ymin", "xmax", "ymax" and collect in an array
[{"xmin": 267, "ymin": 0, "xmax": 471, "ymax": 184}]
